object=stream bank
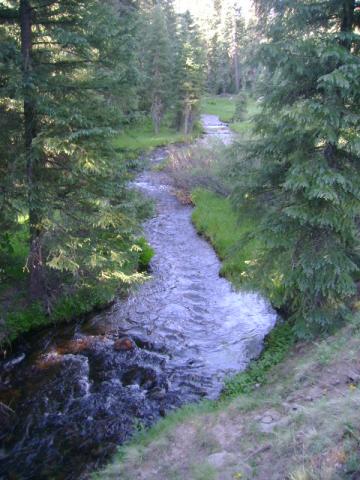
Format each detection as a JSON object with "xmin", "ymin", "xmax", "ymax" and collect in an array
[{"xmin": 0, "ymin": 116, "xmax": 276, "ymax": 480}]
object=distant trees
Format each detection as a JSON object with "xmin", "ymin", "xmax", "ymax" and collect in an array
[
  {"xmin": 175, "ymin": 11, "xmax": 205, "ymax": 134},
  {"xmin": 143, "ymin": 5, "xmax": 172, "ymax": 133},
  {"xmin": 139, "ymin": 2, "xmax": 205, "ymax": 133},
  {"xmin": 206, "ymin": 0, "xmax": 247, "ymax": 94},
  {"xmin": 232, "ymin": 0, "xmax": 360, "ymax": 335}
]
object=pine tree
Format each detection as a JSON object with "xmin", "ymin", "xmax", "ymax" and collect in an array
[
  {"xmin": 0, "ymin": 0, "xmax": 144, "ymax": 305},
  {"xmin": 206, "ymin": 0, "xmax": 246, "ymax": 94},
  {"xmin": 232, "ymin": 0, "xmax": 360, "ymax": 335},
  {"xmin": 142, "ymin": 4, "xmax": 173, "ymax": 133},
  {"xmin": 174, "ymin": 11, "xmax": 205, "ymax": 134}
]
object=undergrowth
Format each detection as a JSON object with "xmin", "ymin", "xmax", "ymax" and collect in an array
[
  {"xmin": 223, "ymin": 322, "xmax": 295, "ymax": 396},
  {"xmin": 0, "ymin": 235, "xmax": 154, "ymax": 347}
]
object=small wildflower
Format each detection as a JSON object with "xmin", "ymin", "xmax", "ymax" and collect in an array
[
  {"xmin": 349, "ymin": 383, "xmax": 357, "ymax": 391},
  {"xmin": 233, "ymin": 473, "xmax": 243, "ymax": 479}
]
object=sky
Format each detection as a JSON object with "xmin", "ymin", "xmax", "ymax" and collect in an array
[{"xmin": 174, "ymin": 0, "xmax": 254, "ymax": 21}]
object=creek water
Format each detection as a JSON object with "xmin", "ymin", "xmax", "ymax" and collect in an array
[{"xmin": 0, "ymin": 116, "xmax": 276, "ymax": 480}]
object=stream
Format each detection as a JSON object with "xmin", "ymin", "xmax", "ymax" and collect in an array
[{"xmin": 0, "ymin": 115, "xmax": 276, "ymax": 480}]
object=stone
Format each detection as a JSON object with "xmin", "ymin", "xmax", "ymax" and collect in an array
[
  {"xmin": 114, "ymin": 337, "xmax": 135, "ymax": 352},
  {"xmin": 257, "ymin": 409, "xmax": 284, "ymax": 433},
  {"xmin": 148, "ymin": 386, "xmax": 166, "ymax": 400},
  {"xmin": 345, "ymin": 369, "xmax": 360, "ymax": 384},
  {"xmin": 207, "ymin": 451, "xmax": 237, "ymax": 469},
  {"xmin": 4, "ymin": 353, "xmax": 26, "ymax": 370}
]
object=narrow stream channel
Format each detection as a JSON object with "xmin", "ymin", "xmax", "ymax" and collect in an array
[{"xmin": 0, "ymin": 116, "xmax": 276, "ymax": 480}]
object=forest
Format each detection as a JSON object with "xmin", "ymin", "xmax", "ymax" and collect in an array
[{"xmin": 0, "ymin": 0, "xmax": 360, "ymax": 479}]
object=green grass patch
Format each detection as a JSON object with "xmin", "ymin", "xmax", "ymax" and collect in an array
[
  {"xmin": 136, "ymin": 236, "xmax": 155, "ymax": 271},
  {"xmin": 230, "ymin": 97, "xmax": 260, "ymax": 135},
  {"xmin": 2, "ymin": 282, "xmax": 119, "ymax": 345},
  {"xmin": 191, "ymin": 188, "xmax": 260, "ymax": 286},
  {"xmin": 201, "ymin": 95, "xmax": 236, "ymax": 123},
  {"xmin": 201, "ymin": 95, "xmax": 260, "ymax": 137},
  {"xmin": 0, "ymin": 224, "xmax": 29, "ymax": 293},
  {"xmin": 113, "ymin": 119, "xmax": 198, "ymax": 152}
]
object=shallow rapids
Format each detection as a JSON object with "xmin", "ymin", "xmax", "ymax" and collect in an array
[{"xmin": 0, "ymin": 116, "xmax": 276, "ymax": 480}]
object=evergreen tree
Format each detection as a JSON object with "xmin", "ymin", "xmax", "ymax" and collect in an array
[
  {"xmin": 207, "ymin": 0, "xmax": 228, "ymax": 94},
  {"xmin": 143, "ymin": 4, "xmax": 173, "ymax": 133},
  {"xmin": 233, "ymin": 0, "xmax": 360, "ymax": 334},
  {"xmin": 206, "ymin": 0, "xmax": 246, "ymax": 94},
  {"xmin": 0, "ymin": 0, "xmax": 144, "ymax": 305},
  {"xmin": 175, "ymin": 11, "xmax": 205, "ymax": 134}
]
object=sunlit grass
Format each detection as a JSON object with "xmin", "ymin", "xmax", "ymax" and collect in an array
[
  {"xmin": 113, "ymin": 119, "xmax": 197, "ymax": 152},
  {"xmin": 200, "ymin": 95, "xmax": 236, "ymax": 123},
  {"xmin": 0, "ymin": 223, "xmax": 29, "ymax": 291},
  {"xmin": 201, "ymin": 94, "xmax": 260, "ymax": 137},
  {"xmin": 191, "ymin": 188, "xmax": 260, "ymax": 285}
]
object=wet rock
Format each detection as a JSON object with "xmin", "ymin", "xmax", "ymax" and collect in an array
[
  {"xmin": 4, "ymin": 353, "xmax": 26, "ymax": 370},
  {"xmin": 122, "ymin": 366, "xmax": 158, "ymax": 390},
  {"xmin": 147, "ymin": 386, "xmax": 166, "ymax": 400},
  {"xmin": 114, "ymin": 338, "xmax": 136, "ymax": 352}
]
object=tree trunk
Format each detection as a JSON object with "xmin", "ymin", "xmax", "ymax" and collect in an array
[
  {"xmin": 183, "ymin": 102, "xmax": 193, "ymax": 135},
  {"xmin": 20, "ymin": 0, "xmax": 45, "ymax": 301},
  {"xmin": 234, "ymin": 52, "xmax": 240, "ymax": 92},
  {"xmin": 341, "ymin": 0, "xmax": 355, "ymax": 40},
  {"xmin": 151, "ymin": 96, "xmax": 162, "ymax": 134}
]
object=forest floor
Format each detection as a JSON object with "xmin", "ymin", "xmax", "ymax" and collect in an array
[{"xmin": 96, "ymin": 314, "xmax": 360, "ymax": 480}]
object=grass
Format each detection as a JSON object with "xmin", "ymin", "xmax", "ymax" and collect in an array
[
  {"xmin": 113, "ymin": 119, "xmax": 199, "ymax": 152},
  {"xmin": 191, "ymin": 188, "xmax": 260, "ymax": 285},
  {"xmin": 200, "ymin": 95, "xmax": 236, "ymax": 123},
  {"xmin": 0, "ymin": 224, "xmax": 29, "ymax": 295},
  {"xmin": 231, "ymin": 97, "xmax": 260, "ymax": 135},
  {"xmin": 201, "ymin": 94, "xmax": 261, "ymax": 137}
]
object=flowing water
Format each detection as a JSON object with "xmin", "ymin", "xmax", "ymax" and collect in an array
[{"xmin": 0, "ymin": 116, "xmax": 276, "ymax": 480}]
